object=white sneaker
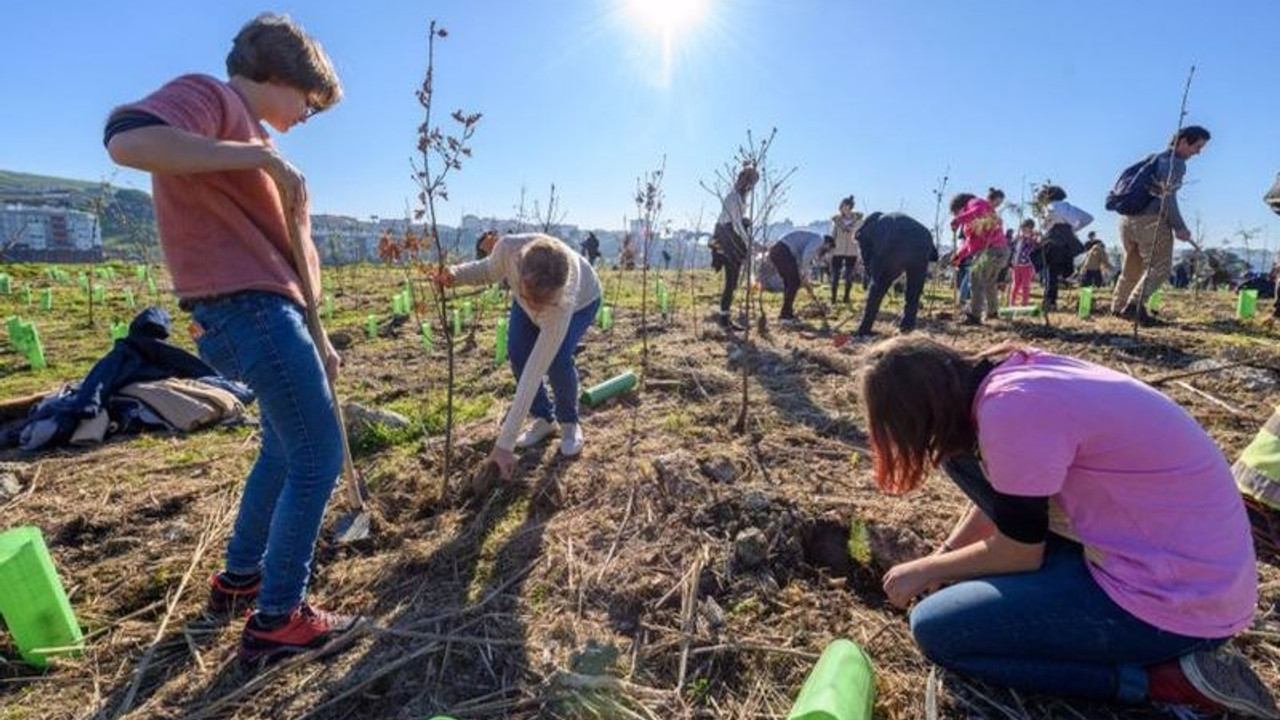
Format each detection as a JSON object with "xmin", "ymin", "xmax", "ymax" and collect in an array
[
  {"xmin": 515, "ymin": 417, "xmax": 558, "ymax": 448},
  {"xmin": 559, "ymin": 422, "xmax": 584, "ymax": 457}
]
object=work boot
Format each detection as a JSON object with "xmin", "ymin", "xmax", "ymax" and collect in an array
[
  {"xmin": 208, "ymin": 570, "xmax": 260, "ymax": 615},
  {"xmin": 239, "ymin": 603, "xmax": 363, "ymax": 670},
  {"xmin": 559, "ymin": 422, "xmax": 584, "ymax": 457},
  {"xmin": 961, "ymin": 313, "xmax": 982, "ymax": 326},
  {"xmin": 515, "ymin": 417, "xmax": 558, "ymax": 449},
  {"xmin": 1147, "ymin": 648, "xmax": 1279, "ymax": 718}
]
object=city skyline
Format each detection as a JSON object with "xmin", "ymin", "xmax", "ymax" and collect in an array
[{"xmin": 3, "ymin": 1, "xmax": 1279, "ymax": 249}]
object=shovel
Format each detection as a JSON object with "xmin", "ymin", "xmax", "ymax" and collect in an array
[{"xmin": 281, "ymin": 201, "xmax": 372, "ymax": 544}]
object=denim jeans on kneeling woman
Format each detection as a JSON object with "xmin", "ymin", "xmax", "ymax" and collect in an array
[
  {"xmin": 907, "ymin": 458, "xmax": 1224, "ymax": 703},
  {"xmin": 190, "ymin": 291, "xmax": 344, "ymax": 616}
]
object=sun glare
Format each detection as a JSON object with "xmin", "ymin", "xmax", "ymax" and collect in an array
[
  {"xmin": 621, "ymin": 0, "xmax": 711, "ymax": 88},
  {"xmin": 625, "ymin": 0, "xmax": 708, "ymax": 33}
]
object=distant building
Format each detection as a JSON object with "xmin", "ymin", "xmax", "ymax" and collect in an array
[{"xmin": 1, "ymin": 205, "xmax": 103, "ymax": 262}]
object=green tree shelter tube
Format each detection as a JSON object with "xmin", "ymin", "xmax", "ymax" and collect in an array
[
  {"xmin": 1147, "ymin": 288, "xmax": 1165, "ymax": 312},
  {"xmin": 0, "ymin": 527, "xmax": 84, "ymax": 668},
  {"xmin": 1078, "ymin": 287, "xmax": 1094, "ymax": 318},
  {"xmin": 786, "ymin": 639, "xmax": 876, "ymax": 720},
  {"xmin": 580, "ymin": 370, "xmax": 638, "ymax": 407},
  {"xmin": 997, "ymin": 305, "xmax": 1040, "ymax": 318},
  {"xmin": 495, "ymin": 317, "xmax": 509, "ymax": 366},
  {"xmin": 1239, "ymin": 288, "xmax": 1259, "ymax": 319}
]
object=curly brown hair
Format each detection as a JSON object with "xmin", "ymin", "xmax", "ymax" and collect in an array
[
  {"xmin": 226, "ymin": 14, "xmax": 342, "ymax": 113},
  {"xmin": 949, "ymin": 193, "xmax": 977, "ymax": 215}
]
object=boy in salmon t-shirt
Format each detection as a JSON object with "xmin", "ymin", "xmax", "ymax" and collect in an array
[{"xmin": 105, "ymin": 13, "xmax": 359, "ymax": 668}]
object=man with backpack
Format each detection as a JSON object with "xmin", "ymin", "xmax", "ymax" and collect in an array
[{"xmin": 1107, "ymin": 126, "xmax": 1210, "ymax": 323}]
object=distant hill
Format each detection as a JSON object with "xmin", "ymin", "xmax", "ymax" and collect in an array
[{"xmin": 0, "ymin": 169, "xmax": 157, "ymax": 253}]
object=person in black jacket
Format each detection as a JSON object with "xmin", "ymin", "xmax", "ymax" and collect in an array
[
  {"xmin": 855, "ymin": 212, "xmax": 936, "ymax": 336},
  {"xmin": 580, "ymin": 232, "xmax": 601, "ymax": 265}
]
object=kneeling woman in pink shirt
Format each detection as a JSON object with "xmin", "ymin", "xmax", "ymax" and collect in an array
[
  {"xmin": 859, "ymin": 337, "xmax": 1275, "ymax": 718},
  {"xmin": 436, "ymin": 234, "xmax": 602, "ymax": 479}
]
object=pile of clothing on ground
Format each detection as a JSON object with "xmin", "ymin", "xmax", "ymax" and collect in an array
[{"xmin": 1, "ymin": 307, "xmax": 254, "ymax": 452}]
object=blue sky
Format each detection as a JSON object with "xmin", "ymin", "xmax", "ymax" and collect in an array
[{"xmin": 3, "ymin": 1, "xmax": 1279, "ymax": 248}]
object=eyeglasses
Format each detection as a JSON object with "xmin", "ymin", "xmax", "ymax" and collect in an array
[{"xmin": 303, "ymin": 101, "xmax": 323, "ymax": 120}]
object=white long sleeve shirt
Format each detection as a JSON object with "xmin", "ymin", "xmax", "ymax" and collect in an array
[{"xmin": 451, "ymin": 233, "xmax": 602, "ymax": 451}]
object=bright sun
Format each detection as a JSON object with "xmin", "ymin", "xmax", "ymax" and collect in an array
[
  {"xmin": 621, "ymin": 0, "xmax": 710, "ymax": 87},
  {"xmin": 625, "ymin": 0, "xmax": 709, "ymax": 34}
]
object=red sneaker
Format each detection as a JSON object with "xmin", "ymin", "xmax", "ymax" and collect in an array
[
  {"xmin": 1147, "ymin": 649, "xmax": 1279, "ymax": 719},
  {"xmin": 238, "ymin": 603, "xmax": 362, "ymax": 669},
  {"xmin": 207, "ymin": 571, "xmax": 260, "ymax": 615}
]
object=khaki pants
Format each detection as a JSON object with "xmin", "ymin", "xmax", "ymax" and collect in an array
[
  {"xmin": 968, "ymin": 246, "xmax": 1009, "ymax": 319},
  {"xmin": 1112, "ymin": 214, "xmax": 1172, "ymax": 312}
]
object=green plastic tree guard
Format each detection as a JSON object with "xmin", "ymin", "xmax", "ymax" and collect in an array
[
  {"xmin": 462, "ymin": 300, "xmax": 474, "ymax": 326},
  {"xmin": 23, "ymin": 286, "xmax": 32, "ymax": 306},
  {"xmin": 392, "ymin": 295, "xmax": 406, "ymax": 317},
  {"xmin": 1238, "ymin": 288, "xmax": 1259, "ymax": 320},
  {"xmin": 0, "ymin": 526, "xmax": 84, "ymax": 668},
  {"xmin": 785, "ymin": 639, "xmax": 876, "ymax": 720},
  {"xmin": 1147, "ymin": 288, "xmax": 1164, "ymax": 312},
  {"xmin": 136, "ymin": 264, "xmax": 148, "ymax": 282},
  {"xmin": 40, "ymin": 289, "xmax": 52, "ymax": 312},
  {"xmin": 420, "ymin": 321, "xmax": 434, "ymax": 350},
  {"xmin": 997, "ymin": 305, "xmax": 1040, "ymax": 318},
  {"xmin": 110, "ymin": 322, "xmax": 129, "ymax": 342},
  {"xmin": 323, "ymin": 294, "xmax": 334, "ymax": 321},
  {"xmin": 451, "ymin": 308, "xmax": 462, "ymax": 336},
  {"xmin": 77, "ymin": 272, "xmax": 87, "ymax": 290},
  {"xmin": 147, "ymin": 276, "xmax": 158, "ymax": 296},
  {"xmin": 0, "ymin": 273, "xmax": 10, "ymax": 294},
  {"xmin": 123, "ymin": 286, "xmax": 136, "ymax": 309},
  {"xmin": 92, "ymin": 287, "xmax": 106, "ymax": 304},
  {"xmin": 12, "ymin": 322, "xmax": 33, "ymax": 355},
  {"xmin": 25, "ymin": 323, "xmax": 46, "ymax": 369},
  {"xmin": 595, "ymin": 303, "xmax": 605, "ymax": 325},
  {"xmin": 580, "ymin": 370, "xmax": 638, "ymax": 407},
  {"xmin": 600, "ymin": 306, "xmax": 614, "ymax": 331},
  {"xmin": 1078, "ymin": 287, "xmax": 1094, "ymax": 318},
  {"xmin": 495, "ymin": 317, "xmax": 509, "ymax": 366},
  {"xmin": 367, "ymin": 314, "xmax": 379, "ymax": 339}
]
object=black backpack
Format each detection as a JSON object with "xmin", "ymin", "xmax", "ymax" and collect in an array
[{"xmin": 1105, "ymin": 152, "xmax": 1164, "ymax": 215}]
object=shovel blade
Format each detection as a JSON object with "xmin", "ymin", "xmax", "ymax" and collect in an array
[{"xmin": 332, "ymin": 511, "xmax": 372, "ymax": 544}]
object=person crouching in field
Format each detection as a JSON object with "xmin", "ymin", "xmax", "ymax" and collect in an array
[
  {"xmin": 435, "ymin": 234, "xmax": 602, "ymax": 479},
  {"xmin": 1035, "ymin": 184, "xmax": 1092, "ymax": 309},
  {"xmin": 105, "ymin": 14, "xmax": 360, "ymax": 667},
  {"xmin": 859, "ymin": 336, "xmax": 1278, "ymax": 718},
  {"xmin": 949, "ymin": 193, "xmax": 1008, "ymax": 325},
  {"xmin": 853, "ymin": 212, "xmax": 935, "ymax": 337},
  {"xmin": 767, "ymin": 230, "xmax": 834, "ymax": 326}
]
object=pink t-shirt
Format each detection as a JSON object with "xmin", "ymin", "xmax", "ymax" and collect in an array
[
  {"xmin": 112, "ymin": 74, "xmax": 320, "ymax": 307},
  {"xmin": 974, "ymin": 350, "xmax": 1257, "ymax": 638}
]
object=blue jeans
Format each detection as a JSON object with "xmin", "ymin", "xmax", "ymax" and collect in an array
[
  {"xmin": 957, "ymin": 261, "xmax": 972, "ymax": 305},
  {"xmin": 191, "ymin": 292, "xmax": 343, "ymax": 615},
  {"xmin": 507, "ymin": 297, "xmax": 600, "ymax": 424},
  {"xmin": 912, "ymin": 457, "xmax": 1222, "ymax": 702}
]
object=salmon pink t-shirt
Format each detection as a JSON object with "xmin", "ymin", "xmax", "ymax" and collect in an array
[
  {"xmin": 973, "ymin": 350, "xmax": 1256, "ymax": 638},
  {"xmin": 111, "ymin": 74, "xmax": 320, "ymax": 307}
]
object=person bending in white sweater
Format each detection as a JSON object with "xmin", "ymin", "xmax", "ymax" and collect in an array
[{"xmin": 435, "ymin": 234, "xmax": 602, "ymax": 479}]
